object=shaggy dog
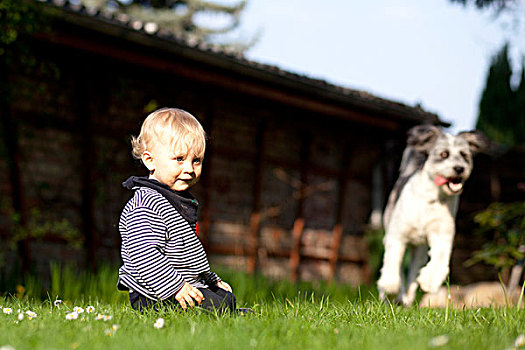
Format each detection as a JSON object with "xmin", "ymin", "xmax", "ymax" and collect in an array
[{"xmin": 377, "ymin": 125, "xmax": 487, "ymax": 306}]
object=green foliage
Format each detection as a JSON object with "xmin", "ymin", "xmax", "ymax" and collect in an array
[
  {"xmin": 0, "ymin": 0, "xmax": 57, "ymax": 101},
  {"xmin": 467, "ymin": 202, "xmax": 525, "ymax": 269},
  {"xmin": 512, "ymin": 65, "xmax": 525, "ymax": 141},
  {"xmin": 48, "ymin": 263, "xmax": 127, "ymax": 304},
  {"xmin": 0, "ymin": 207, "xmax": 83, "ymax": 269},
  {"xmin": 80, "ymin": 0, "xmax": 256, "ymax": 53},
  {"xmin": 10, "ymin": 208, "xmax": 82, "ymax": 247},
  {"xmin": 476, "ymin": 44, "xmax": 525, "ymax": 146},
  {"xmin": 364, "ymin": 227, "xmax": 385, "ymax": 280},
  {"xmin": 450, "ymin": 0, "xmax": 512, "ymax": 10},
  {"xmin": 2, "ymin": 262, "xmax": 368, "ymax": 306},
  {"xmin": 215, "ymin": 266, "xmax": 371, "ymax": 307},
  {"xmin": 0, "ymin": 0, "xmax": 41, "ymax": 51}
]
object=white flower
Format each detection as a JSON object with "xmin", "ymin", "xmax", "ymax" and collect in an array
[
  {"xmin": 54, "ymin": 299, "xmax": 62, "ymax": 307},
  {"xmin": 65, "ymin": 312, "xmax": 79, "ymax": 320},
  {"xmin": 103, "ymin": 315, "xmax": 112, "ymax": 322},
  {"xmin": 73, "ymin": 307, "xmax": 84, "ymax": 314},
  {"xmin": 25, "ymin": 311, "xmax": 37, "ymax": 320},
  {"xmin": 17, "ymin": 313, "xmax": 24, "ymax": 321},
  {"xmin": 153, "ymin": 317, "xmax": 165, "ymax": 329},
  {"xmin": 2, "ymin": 308, "xmax": 12, "ymax": 315},
  {"xmin": 104, "ymin": 324, "xmax": 119, "ymax": 336},
  {"xmin": 429, "ymin": 335, "xmax": 449, "ymax": 347},
  {"xmin": 0, "ymin": 345, "xmax": 15, "ymax": 350},
  {"xmin": 95, "ymin": 314, "xmax": 104, "ymax": 320},
  {"xmin": 515, "ymin": 335, "xmax": 525, "ymax": 348},
  {"xmin": 86, "ymin": 306, "xmax": 95, "ymax": 313}
]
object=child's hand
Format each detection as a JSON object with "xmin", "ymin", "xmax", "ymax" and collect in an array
[
  {"xmin": 175, "ymin": 282, "xmax": 204, "ymax": 310},
  {"xmin": 216, "ymin": 280, "xmax": 232, "ymax": 293}
]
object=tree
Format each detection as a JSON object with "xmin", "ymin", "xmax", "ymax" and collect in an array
[
  {"xmin": 447, "ymin": 0, "xmax": 525, "ymax": 145},
  {"xmin": 476, "ymin": 44, "xmax": 525, "ymax": 146},
  {"xmin": 449, "ymin": 0, "xmax": 525, "ymax": 35},
  {"xmin": 80, "ymin": 0, "xmax": 255, "ymax": 54},
  {"xmin": 477, "ymin": 44, "xmax": 514, "ymax": 145},
  {"xmin": 450, "ymin": 0, "xmax": 513, "ymax": 10},
  {"xmin": 511, "ymin": 61, "xmax": 525, "ymax": 144}
]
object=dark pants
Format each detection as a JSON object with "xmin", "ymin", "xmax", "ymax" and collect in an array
[{"xmin": 130, "ymin": 285, "xmax": 236, "ymax": 313}]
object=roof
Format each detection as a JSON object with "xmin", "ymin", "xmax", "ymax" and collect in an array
[{"xmin": 31, "ymin": 0, "xmax": 447, "ymax": 129}]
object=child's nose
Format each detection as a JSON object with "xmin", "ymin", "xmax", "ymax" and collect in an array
[{"xmin": 182, "ymin": 160, "xmax": 194, "ymax": 173}]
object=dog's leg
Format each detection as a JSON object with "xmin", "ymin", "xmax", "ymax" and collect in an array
[
  {"xmin": 417, "ymin": 232, "xmax": 454, "ymax": 294},
  {"xmin": 377, "ymin": 238, "xmax": 406, "ymax": 299},
  {"xmin": 401, "ymin": 245, "xmax": 428, "ymax": 306}
]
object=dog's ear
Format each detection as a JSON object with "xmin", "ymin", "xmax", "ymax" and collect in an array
[
  {"xmin": 406, "ymin": 124, "xmax": 442, "ymax": 154},
  {"xmin": 457, "ymin": 130, "xmax": 489, "ymax": 155}
]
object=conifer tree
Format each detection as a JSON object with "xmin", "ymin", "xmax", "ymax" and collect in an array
[
  {"xmin": 511, "ymin": 61, "xmax": 525, "ymax": 145},
  {"xmin": 476, "ymin": 44, "xmax": 518, "ymax": 145}
]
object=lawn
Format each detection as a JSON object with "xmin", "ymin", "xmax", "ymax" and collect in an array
[{"xmin": 0, "ymin": 266, "xmax": 524, "ymax": 350}]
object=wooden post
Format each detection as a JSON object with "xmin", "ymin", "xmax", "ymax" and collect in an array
[
  {"xmin": 246, "ymin": 119, "xmax": 266, "ymax": 274},
  {"xmin": 246, "ymin": 212, "xmax": 261, "ymax": 273},
  {"xmin": 328, "ymin": 224, "xmax": 344, "ymax": 282},
  {"xmin": 328, "ymin": 141, "xmax": 351, "ymax": 282},
  {"xmin": 289, "ymin": 132, "xmax": 311, "ymax": 282},
  {"xmin": 289, "ymin": 218, "xmax": 305, "ymax": 281},
  {"xmin": 198, "ymin": 102, "xmax": 216, "ymax": 253}
]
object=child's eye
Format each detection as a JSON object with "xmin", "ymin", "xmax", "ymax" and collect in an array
[
  {"xmin": 193, "ymin": 158, "xmax": 202, "ymax": 164},
  {"xmin": 174, "ymin": 156, "xmax": 184, "ymax": 162}
]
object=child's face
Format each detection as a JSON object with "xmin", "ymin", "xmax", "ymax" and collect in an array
[{"xmin": 142, "ymin": 140, "xmax": 202, "ymax": 191}]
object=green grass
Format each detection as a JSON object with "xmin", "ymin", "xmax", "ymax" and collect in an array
[{"xmin": 0, "ymin": 265, "xmax": 524, "ymax": 350}]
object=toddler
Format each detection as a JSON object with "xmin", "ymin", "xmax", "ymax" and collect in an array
[{"xmin": 117, "ymin": 107, "xmax": 235, "ymax": 312}]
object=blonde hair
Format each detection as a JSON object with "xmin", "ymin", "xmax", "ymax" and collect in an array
[{"xmin": 131, "ymin": 108, "xmax": 206, "ymax": 160}]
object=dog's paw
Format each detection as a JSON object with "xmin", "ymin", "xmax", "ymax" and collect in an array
[
  {"xmin": 417, "ymin": 266, "xmax": 448, "ymax": 293},
  {"xmin": 400, "ymin": 295, "xmax": 414, "ymax": 307},
  {"xmin": 377, "ymin": 275, "xmax": 401, "ymax": 296},
  {"xmin": 399, "ymin": 290, "xmax": 418, "ymax": 306}
]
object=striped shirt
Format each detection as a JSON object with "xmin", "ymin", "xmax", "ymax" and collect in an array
[{"xmin": 118, "ymin": 187, "xmax": 219, "ymax": 300}]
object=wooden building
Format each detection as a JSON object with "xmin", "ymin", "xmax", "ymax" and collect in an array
[{"xmin": 0, "ymin": 0, "xmax": 446, "ymax": 285}]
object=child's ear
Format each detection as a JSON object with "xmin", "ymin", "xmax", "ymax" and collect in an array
[{"xmin": 141, "ymin": 151, "xmax": 155, "ymax": 173}]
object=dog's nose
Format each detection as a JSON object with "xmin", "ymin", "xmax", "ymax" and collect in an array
[{"xmin": 454, "ymin": 166, "xmax": 465, "ymax": 175}]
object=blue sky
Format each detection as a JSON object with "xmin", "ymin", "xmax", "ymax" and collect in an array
[{"xmin": 236, "ymin": 0, "xmax": 523, "ymax": 133}]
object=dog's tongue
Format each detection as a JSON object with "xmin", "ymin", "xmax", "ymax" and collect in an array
[{"xmin": 434, "ymin": 175, "xmax": 448, "ymax": 186}]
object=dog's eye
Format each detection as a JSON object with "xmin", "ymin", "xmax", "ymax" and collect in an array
[
  {"xmin": 460, "ymin": 151, "xmax": 468, "ymax": 160},
  {"xmin": 440, "ymin": 151, "xmax": 449, "ymax": 159}
]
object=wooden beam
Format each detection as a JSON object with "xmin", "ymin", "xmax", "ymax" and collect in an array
[
  {"xmin": 328, "ymin": 142, "xmax": 352, "ymax": 282},
  {"xmin": 34, "ymin": 32, "xmax": 400, "ymax": 130},
  {"xmin": 289, "ymin": 218, "xmax": 304, "ymax": 281},
  {"xmin": 246, "ymin": 120, "xmax": 266, "ymax": 273},
  {"xmin": 198, "ymin": 101, "xmax": 217, "ymax": 253},
  {"xmin": 328, "ymin": 224, "xmax": 344, "ymax": 282},
  {"xmin": 208, "ymin": 243, "xmax": 367, "ymax": 265},
  {"xmin": 289, "ymin": 132, "xmax": 311, "ymax": 281}
]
